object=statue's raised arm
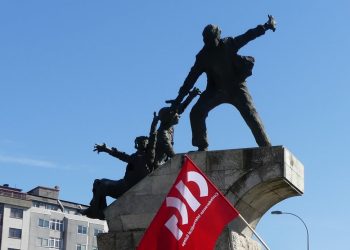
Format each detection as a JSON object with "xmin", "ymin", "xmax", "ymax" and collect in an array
[
  {"xmin": 231, "ymin": 15, "xmax": 277, "ymax": 52},
  {"xmin": 93, "ymin": 143, "xmax": 131, "ymax": 163}
]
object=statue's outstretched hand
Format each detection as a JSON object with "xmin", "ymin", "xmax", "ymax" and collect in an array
[
  {"xmin": 265, "ymin": 15, "xmax": 276, "ymax": 32},
  {"xmin": 94, "ymin": 143, "xmax": 107, "ymax": 154}
]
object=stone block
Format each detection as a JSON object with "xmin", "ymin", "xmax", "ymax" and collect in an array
[
  {"xmin": 101, "ymin": 146, "xmax": 304, "ymax": 250},
  {"xmin": 120, "ymin": 213, "xmax": 155, "ymax": 231},
  {"xmin": 186, "ymin": 151, "xmax": 208, "ymax": 171},
  {"xmin": 97, "ymin": 231, "xmax": 143, "ymax": 250},
  {"xmin": 150, "ymin": 174, "xmax": 177, "ymax": 195}
]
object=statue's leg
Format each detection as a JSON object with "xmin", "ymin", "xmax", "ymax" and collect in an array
[
  {"xmin": 190, "ymin": 93, "xmax": 223, "ymax": 150},
  {"xmin": 154, "ymin": 133, "xmax": 167, "ymax": 167},
  {"xmin": 233, "ymin": 83, "xmax": 271, "ymax": 146},
  {"xmin": 89, "ymin": 179, "xmax": 101, "ymax": 207},
  {"xmin": 88, "ymin": 179, "xmax": 108, "ymax": 218},
  {"xmin": 104, "ymin": 178, "xmax": 129, "ymax": 199},
  {"xmin": 80, "ymin": 179, "xmax": 105, "ymax": 219},
  {"xmin": 84, "ymin": 179, "xmax": 128, "ymax": 219}
]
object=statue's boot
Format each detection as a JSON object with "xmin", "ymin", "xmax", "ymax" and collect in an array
[{"xmin": 79, "ymin": 205, "xmax": 105, "ymax": 220}]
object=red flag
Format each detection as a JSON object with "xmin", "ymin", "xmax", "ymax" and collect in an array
[{"xmin": 137, "ymin": 155, "xmax": 239, "ymax": 250}]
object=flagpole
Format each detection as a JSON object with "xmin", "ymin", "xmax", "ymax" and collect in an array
[{"xmin": 238, "ymin": 214, "xmax": 270, "ymax": 250}]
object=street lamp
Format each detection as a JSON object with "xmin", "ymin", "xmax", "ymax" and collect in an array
[{"xmin": 271, "ymin": 210, "xmax": 309, "ymax": 250}]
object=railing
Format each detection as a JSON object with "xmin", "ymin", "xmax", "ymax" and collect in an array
[{"xmin": 0, "ymin": 188, "xmax": 27, "ymax": 200}]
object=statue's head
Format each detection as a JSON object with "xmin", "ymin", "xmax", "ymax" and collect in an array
[
  {"xmin": 158, "ymin": 107, "xmax": 180, "ymax": 126},
  {"xmin": 134, "ymin": 136, "xmax": 149, "ymax": 150},
  {"xmin": 202, "ymin": 24, "xmax": 221, "ymax": 47}
]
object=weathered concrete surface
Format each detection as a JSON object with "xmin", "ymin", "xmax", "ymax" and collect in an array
[
  {"xmin": 99, "ymin": 146, "xmax": 304, "ymax": 249},
  {"xmin": 97, "ymin": 229, "xmax": 262, "ymax": 250},
  {"xmin": 216, "ymin": 229, "xmax": 262, "ymax": 250},
  {"xmin": 97, "ymin": 231, "xmax": 144, "ymax": 250}
]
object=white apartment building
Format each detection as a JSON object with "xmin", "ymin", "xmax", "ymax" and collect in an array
[{"xmin": 0, "ymin": 184, "xmax": 107, "ymax": 250}]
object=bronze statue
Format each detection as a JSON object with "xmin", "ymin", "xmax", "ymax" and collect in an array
[
  {"xmin": 81, "ymin": 114, "xmax": 158, "ymax": 219},
  {"xmin": 154, "ymin": 87, "xmax": 201, "ymax": 168},
  {"xmin": 168, "ymin": 15, "xmax": 276, "ymax": 151}
]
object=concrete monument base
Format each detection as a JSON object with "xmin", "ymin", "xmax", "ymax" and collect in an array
[{"xmin": 97, "ymin": 146, "xmax": 304, "ymax": 249}]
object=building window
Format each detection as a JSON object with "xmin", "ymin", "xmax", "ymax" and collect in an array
[
  {"xmin": 64, "ymin": 208, "xmax": 77, "ymax": 214},
  {"xmin": 37, "ymin": 237, "xmax": 49, "ymax": 247},
  {"xmin": 49, "ymin": 237, "xmax": 62, "ymax": 249},
  {"xmin": 10, "ymin": 208, "xmax": 23, "ymax": 219},
  {"xmin": 38, "ymin": 218, "xmax": 50, "ymax": 228},
  {"xmin": 50, "ymin": 219, "xmax": 64, "ymax": 231},
  {"xmin": 38, "ymin": 218, "xmax": 64, "ymax": 231},
  {"xmin": 94, "ymin": 228, "xmax": 103, "ymax": 237},
  {"xmin": 46, "ymin": 204, "xmax": 58, "ymax": 211},
  {"xmin": 8, "ymin": 248, "xmax": 20, "ymax": 250},
  {"xmin": 92, "ymin": 247, "xmax": 98, "ymax": 250},
  {"xmin": 8, "ymin": 228, "xmax": 22, "ymax": 239},
  {"xmin": 76, "ymin": 244, "xmax": 86, "ymax": 250},
  {"xmin": 32, "ymin": 201, "xmax": 58, "ymax": 211},
  {"xmin": 33, "ymin": 201, "xmax": 41, "ymax": 207},
  {"xmin": 77, "ymin": 225, "xmax": 87, "ymax": 234}
]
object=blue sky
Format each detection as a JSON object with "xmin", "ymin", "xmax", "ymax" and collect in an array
[{"xmin": 1, "ymin": 1, "xmax": 350, "ymax": 249}]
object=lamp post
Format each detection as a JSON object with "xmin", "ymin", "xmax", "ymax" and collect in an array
[{"xmin": 271, "ymin": 210, "xmax": 309, "ymax": 250}]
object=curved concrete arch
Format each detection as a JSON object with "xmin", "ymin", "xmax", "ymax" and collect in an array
[{"xmin": 228, "ymin": 177, "xmax": 302, "ymax": 237}]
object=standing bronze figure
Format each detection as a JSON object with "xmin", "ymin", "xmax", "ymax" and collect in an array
[
  {"xmin": 168, "ymin": 15, "xmax": 276, "ymax": 151},
  {"xmin": 154, "ymin": 87, "xmax": 201, "ymax": 167}
]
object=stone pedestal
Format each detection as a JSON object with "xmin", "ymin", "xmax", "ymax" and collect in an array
[{"xmin": 98, "ymin": 146, "xmax": 304, "ymax": 249}]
